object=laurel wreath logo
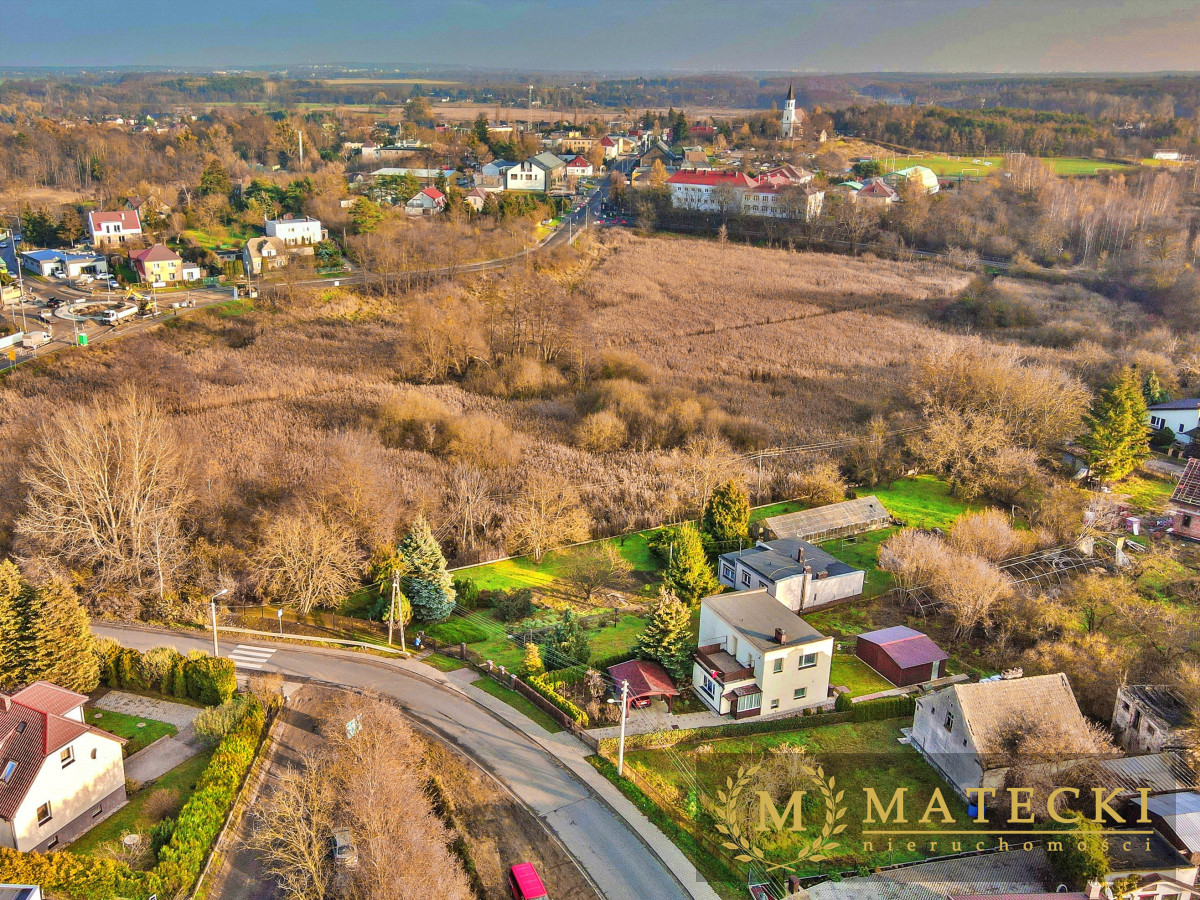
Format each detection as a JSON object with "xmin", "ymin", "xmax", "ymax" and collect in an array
[{"xmin": 713, "ymin": 762, "xmax": 847, "ymax": 872}]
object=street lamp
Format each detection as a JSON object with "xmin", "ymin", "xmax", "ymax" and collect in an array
[
  {"xmin": 606, "ymin": 679, "xmax": 630, "ymax": 776},
  {"xmin": 210, "ymin": 589, "xmax": 229, "ymax": 656}
]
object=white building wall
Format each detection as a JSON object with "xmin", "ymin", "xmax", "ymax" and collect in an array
[{"xmin": 911, "ymin": 689, "xmax": 982, "ymax": 799}]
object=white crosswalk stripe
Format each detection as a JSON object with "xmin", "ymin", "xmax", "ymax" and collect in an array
[{"xmin": 227, "ymin": 644, "xmax": 277, "ymax": 670}]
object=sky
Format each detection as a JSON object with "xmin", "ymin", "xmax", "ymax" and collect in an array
[{"xmin": 2, "ymin": 0, "xmax": 1199, "ymax": 74}]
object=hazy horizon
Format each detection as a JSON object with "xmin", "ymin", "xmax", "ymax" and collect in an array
[{"xmin": 2, "ymin": 0, "xmax": 1198, "ymax": 75}]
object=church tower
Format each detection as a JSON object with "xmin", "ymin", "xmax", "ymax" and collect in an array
[{"xmin": 781, "ymin": 83, "xmax": 796, "ymax": 139}]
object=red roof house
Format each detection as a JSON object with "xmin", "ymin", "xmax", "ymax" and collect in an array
[
  {"xmin": 855, "ymin": 626, "xmax": 948, "ymax": 687},
  {"xmin": 87, "ymin": 210, "xmax": 142, "ymax": 247},
  {"xmin": 608, "ymin": 659, "xmax": 680, "ymax": 710},
  {"xmin": 0, "ymin": 682, "xmax": 127, "ymax": 851}
]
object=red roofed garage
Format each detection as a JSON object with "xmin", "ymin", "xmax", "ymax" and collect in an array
[
  {"xmin": 607, "ymin": 659, "xmax": 680, "ymax": 711},
  {"xmin": 855, "ymin": 626, "xmax": 948, "ymax": 687}
]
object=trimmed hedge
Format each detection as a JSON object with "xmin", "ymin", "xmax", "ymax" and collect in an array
[
  {"xmin": 102, "ymin": 645, "xmax": 236, "ymax": 707},
  {"xmin": 853, "ymin": 695, "xmax": 916, "ymax": 721},
  {"xmin": 526, "ymin": 673, "xmax": 589, "ymax": 727},
  {"xmin": 590, "ymin": 650, "xmax": 637, "ymax": 672},
  {"xmin": 0, "ymin": 697, "xmax": 267, "ymax": 899}
]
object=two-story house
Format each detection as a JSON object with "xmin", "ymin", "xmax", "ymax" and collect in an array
[
  {"xmin": 1150, "ymin": 399, "xmax": 1200, "ymax": 445},
  {"xmin": 242, "ymin": 236, "xmax": 290, "ymax": 276},
  {"xmin": 476, "ymin": 159, "xmax": 514, "ymax": 189},
  {"xmin": 0, "ymin": 682, "xmax": 126, "ymax": 852},
  {"xmin": 1112, "ymin": 684, "xmax": 1190, "ymax": 755},
  {"xmin": 264, "ymin": 215, "xmax": 326, "ymax": 248},
  {"xmin": 405, "ymin": 187, "xmax": 446, "ymax": 216},
  {"xmin": 87, "ymin": 210, "xmax": 142, "ymax": 249},
  {"xmin": 692, "ymin": 590, "xmax": 833, "ymax": 719},
  {"xmin": 718, "ymin": 538, "xmax": 864, "ymax": 612},
  {"xmin": 505, "ymin": 152, "xmax": 567, "ymax": 192},
  {"xmin": 130, "ymin": 243, "xmax": 191, "ymax": 284}
]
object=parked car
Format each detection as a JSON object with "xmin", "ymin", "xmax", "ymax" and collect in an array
[
  {"xmin": 507, "ymin": 863, "xmax": 549, "ymax": 900},
  {"xmin": 331, "ymin": 828, "xmax": 358, "ymax": 868},
  {"xmin": 38, "ymin": 309, "xmax": 54, "ymax": 322},
  {"xmin": 45, "ymin": 298, "xmax": 63, "ymax": 309},
  {"xmin": 105, "ymin": 278, "xmax": 120, "ymax": 289}
]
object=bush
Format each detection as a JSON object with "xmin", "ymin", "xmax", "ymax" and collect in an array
[
  {"xmin": 141, "ymin": 647, "xmax": 182, "ymax": 693},
  {"xmin": 193, "ymin": 699, "xmax": 252, "ymax": 745},
  {"xmin": 183, "ymin": 652, "xmax": 237, "ymax": 705},
  {"xmin": 852, "ymin": 695, "xmax": 916, "ymax": 721},
  {"xmin": 834, "ymin": 691, "xmax": 853, "ymax": 713},
  {"xmin": 423, "ymin": 617, "xmax": 489, "ymax": 645},
  {"xmin": 492, "ymin": 588, "xmax": 534, "ymax": 622},
  {"xmin": 452, "ymin": 576, "xmax": 482, "ymax": 610},
  {"xmin": 526, "ymin": 673, "xmax": 589, "ymax": 727},
  {"xmin": 149, "ymin": 817, "xmax": 176, "ymax": 856}
]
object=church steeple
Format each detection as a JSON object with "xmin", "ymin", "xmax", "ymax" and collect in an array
[
  {"xmin": 782, "ymin": 83, "xmax": 797, "ymax": 139},
  {"xmin": 786, "ymin": 82, "xmax": 794, "ymax": 102}
]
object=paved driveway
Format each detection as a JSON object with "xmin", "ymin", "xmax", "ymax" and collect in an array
[{"xmin": 94, "ymin": 690, "xmax": 206, "ymax": 783}]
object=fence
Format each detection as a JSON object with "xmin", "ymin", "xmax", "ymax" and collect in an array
[{"xmin": 430, "ymin": 641, "xmax": 601, "ymax": 751}]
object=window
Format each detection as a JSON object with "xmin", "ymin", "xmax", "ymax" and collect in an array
[
  {"xmin": 799, "ymin": 652, "xmax": 818, "ymax": 669},
  {"xmin": 794, "ymin": 687, "xmax": 807, "ymax": 700},
  {"xmin": 36, "ymin": 803, "xmax": 51, "ymax": 826},
  {"xmin": 46, "ymin": 836, "xmax": 58, "ymax": 850},
  {"xmin": 91, "ymin": 805, "xmax": 102, "ymax": 818},
  {"xmin": 736, "ymin": 693, "xmax": 762, "ymax": 713},
  {"xmin": 60, "ymin": 746, "xmax": 74, "ymax": 769},
  {"xmin": 701, "ymin": 675, "xmax": 716, "ymax": 698},
  {"xmin": 721, "ymin": 565, "xmax": 734, "ymax": 581},
  {"xmin": 1185, "ymin": 515, "xmax": 1194, "ymax": 529},
  {"xmin": 0, "ymin": 761, "xmax": 14, "ymax": 782},
  {"xmin": 91, "ymin": 748, "xmax": 97, "ymax": 760},
  {"xmin": 757, "ymin": 580, "xmax": 768, "ymax": 589},
  {"xmin": 740, "ymin": 571, "xmax": 751, "ymax": 586},
  {"xmin": 944, "ymin": 711, "xmax": 955, "ymax": 732},
  {"xmin": 15, "ymin": 722, "xmax": 25, "ymax": 734},
  {"xmin": 773, "ymin": 659, "xmax": 783, "ymax": 674},
  {"xmin": 770, "ymin": 699, "xmax": 780, "ymax": 710}
]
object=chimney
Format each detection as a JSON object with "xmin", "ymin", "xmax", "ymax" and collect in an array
[
  {"xmin": 1084, "ymin": 881, "xmax": 1105, "ymax": 900},
  {"xmin": 796, "ymin": 546, "xmax": 805, "ymax": 563},
  {"xmin": 774, "ymin": 627, "xmax": 788, "ymax": 644},
  {"xmin": 803, "ymin": 565, "xmax": 812, "ymax": 576},
  {"xmin": 0, "ymin": 697, "xmax": 9, "ymax": 712}
]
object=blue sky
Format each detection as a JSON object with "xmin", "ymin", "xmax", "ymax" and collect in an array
[{"xmin": 2, "ymin": 0, "xmax": 1198, "ymax": 73}]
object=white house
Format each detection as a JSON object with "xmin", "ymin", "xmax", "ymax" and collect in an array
[
  {"xmin": 0, "ymin": 682, "xmax": 126, "ymax": 852},
  {"xmin": 20, "ymin": 249, "xmax": 108, "ymax": 279},
  {"xmin": 1154, "ymin": 150, "xmax": 1182, "ymax": 161},
  {"xmin": 599, "ymin": 135, "xmax": 618, "ymax": 160},
  {"xmin": 909, "ymin": 673, "xmax": 1091, "ymax": 800},
  {"xmin": 741, "ymin": 183, "xmax": 824, "ymax": 221},
  {"xmin": 405, "ymin": 187, "xmax": 446, "ymax": 216},
  {"xmin": 476, "ymin": 160, "xmax": 514, "ymax": 189},
  {"xmin": 666, "ymin": 170, "xmax": 759, "ymax": 212},
  {"xmin": 692, "ymin": 590, "xmax": 833, "ymax": 719},
  {"xmin": 505, "ymin": 152, "xmax": 567, "ymax": 192},
  {"xmin": 264, "ymin": 214, "xmax": 326, "ymax": 247},
  {"xmin": 87, "ymin": 210, "xmax": 142, "ymax": 249},
  {"xmin": 563, "ymin": 155, "xmax": 593, "ymax": 178},
  {"xmin": 718, "ymin": 538, "xmax": 863, "ymax": 611},
  {"xmin": 1149, "ymin": 399, "xmax": 1200, "ymax": 444}
]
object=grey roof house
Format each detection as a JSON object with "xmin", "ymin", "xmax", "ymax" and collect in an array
[{"xmin": 718, "ymin": 538, "xmax": 864, "ymax": 612}]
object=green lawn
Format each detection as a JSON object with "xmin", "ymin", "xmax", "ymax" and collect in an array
[
  {"xmin": 864, "ymin": 475, "xmax": 982, "ymax": 530},
  {"xmin": 420, "ymin": 652, "xmax": 467, "ymax": 673},
  {"xmin": 1116, "ymin": 471, "xmax": 1175, "ymax": 514},
  {"xmin": 885, "ymin": 153, "xmax": 1137, "ymax": 178},
  {"xmin": 470, "ymin": 676, "xmax": 564, "ymax": 734},
  {"xmin": 626, "ymin": 718, "xmax": 983, "ymax": 876},
  {"xmin": 178, "ymin": 225, "xmax": 259, "ymax": 252},
  {"xmin": 829, "ymin": 654, "xmax": 894, "ymax": 696},
  {"xmin": 85, "ymin": 708, "xmax": 177, "ymax": 756},
  {"xmin": 69, "ymin": 749, "xmax": 214, "ymax": 860},
  {"xmin": 821, "ymin": 528, "xmax": 897, "ymax": 598}
]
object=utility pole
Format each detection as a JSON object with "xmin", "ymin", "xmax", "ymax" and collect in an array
[
  {"xmin": 617, "ymin": 679, "xmax": 629, "ymax": 776},
  {"xmin": 388, "ymin": 572, "xmax": 398, "ymax": 646},
  {"xmin": 209, "ymin": 588, "xmax": 228, "ymax": 656},
  {"xmin": 296, "ymin": 129, "xmax": 304, "ymax": 170}
]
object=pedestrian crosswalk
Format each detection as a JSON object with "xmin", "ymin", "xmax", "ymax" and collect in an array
[{"xmin": 227, "ymin": 644, "xmax": 277, "ymax": 670}]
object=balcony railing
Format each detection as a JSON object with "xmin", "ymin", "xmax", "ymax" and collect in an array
[{"xmin": 695, "ymin": 644, "xmax": 755, "ymax": 684}]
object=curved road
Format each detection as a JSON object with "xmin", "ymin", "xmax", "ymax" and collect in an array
[{"xmin": 95, "ymin": 625, "xmax": 701, "ymax": 900}]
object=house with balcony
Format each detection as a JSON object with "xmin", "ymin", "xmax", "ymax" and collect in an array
[
  {"xmin": 264, "ymin": 214, "xmax": 326, "ymax": 247},
  {"xmin": 692, "ymin": 590, "xmax": 833, "ymax": 719},
  {"xmin": 718, "ymin": 538, "xmax": 864, "ymax": 612}
]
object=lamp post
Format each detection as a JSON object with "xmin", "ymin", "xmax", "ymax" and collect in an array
[
  {"xmin": 276, "ymin": 607, "xmax": 284, "ymax": 635},
  {"xmin": 607, "ymin": 679, "xmax": 630, "ymax": 776},
  {"xmin": 210, "ymin": 589, "xmax": 229, "ymax": 656}
]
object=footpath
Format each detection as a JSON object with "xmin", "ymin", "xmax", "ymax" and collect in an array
[{"xmin": 441, "ymin": 666, "xmax": 723, "ymax": 900}]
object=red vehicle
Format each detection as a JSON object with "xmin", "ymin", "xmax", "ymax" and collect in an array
[{"xmin": 507, "ymin": 862, "xmax": 549, "ymax": 900}]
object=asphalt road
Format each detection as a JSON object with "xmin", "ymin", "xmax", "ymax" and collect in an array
[{"xmin": 95, "ymin": 624, "xmax": 694, "ymax": 900}]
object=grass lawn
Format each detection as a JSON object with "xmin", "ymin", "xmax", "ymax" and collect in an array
[
  {"xmin": 85, "ymin": 709, "xmax": 176, "ymax": 756},
  {"xmin": 829, "ymin": 654, "xmax": 894, "ymax": 696},
  {"xmin": 1116, "ymin": 471, "xmax": 1176, "ymax": 514},
  {"xmin": 626, "ymin": 718, "xmax": 983, "ymax": 876},
  {"xmin": 865, "ymin": 475, "xmax": 983, "ymax": 530},
  {"xmin": 69, "ymin": 749, "xmax": 214, "ymax": 860},
  {"xmin": 821, "ymin": 528, "xmax": 896, "ymax": 598},
  {"xmin": 420, "ymin": 652, "xmax": 467, "ymax": 673},
  {"xmin": 436, "ymin": 609, "xmax": 648, "ymax": 671},
  {"xmin": 884, "ymin": 153, "xmax": 1137, "ymax": 178},
  {"xmin": 179, "ymin": 225, "xmax": 259, "ymax": 252},
  {"xmin": 470, "ymin": 677, "xmax": 564, "ymax": 734}
]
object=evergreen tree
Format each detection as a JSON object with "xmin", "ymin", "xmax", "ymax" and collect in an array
[
  {"xmin": 519, "ymin": 642, "xmax": 545, "ymax": 678},
  {"xmin": 1080, "ymin": 366, "xmax": 1151, "ymax": 483},
  {"xmin": 198, "ymin": 158, "xmax": 231, "ymax": 197},
  {"xmin": 24, "ymin": 578, "xmax": 99, "ymax": 693},
  {"xmin": 0, "ymin": 561, "xmax": 26, "ymax": 689},
  {"xmin": 701, "ymin": 481, "xmax": 750, "ymax": 549},
  {"xmin": 664, "ymin": 523, "xmax": 720, "ymax": 606},
  {"xmin": 473, "ymin": 113, "xmax": 490, "ymax": 146},
  {"xmin": 1143, "ymin": 370, "xmax": 1170, "ymax": 406},
  {"xmin": 633, "ymin": 588, "xmax": 694, "ymax": 681},
  {"xmin": 541, "ymin": 610, "xmax": 590, "ymax": 670},
  {"xmin": 397, "ymin": 517, "xmax": 456, "ymax": 623}
]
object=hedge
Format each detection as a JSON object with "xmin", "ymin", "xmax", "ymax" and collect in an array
[
  {"xmin": 526, "ymin": 673, "xmax": 589, "ymax": 727},
  {"xmin": 590, "ymin": 650, "xmax": 638, "ymax": 672},
  {"xmin": 0, "ymin": 697, "xmax": 267, "ymax": 899},
  {"xmin": 102, "ymin": 645, "xmax": 236, "ymax": 707}
]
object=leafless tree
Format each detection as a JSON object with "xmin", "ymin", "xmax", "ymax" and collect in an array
[
  {"xmin": 563, "ymin": 543, "xmax": 632, "ymax": 606},
  {"xmin": 255, "ymin": 510, "xmax": 363, "ymax": 614},
  {"xmin": 505, "ymin": 474, "xmax": 591, "ymax": 562}
]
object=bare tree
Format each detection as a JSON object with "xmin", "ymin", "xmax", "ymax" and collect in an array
[
  {"xmin": 505, "ymin": 474, "xmax": 591, "ymax": 562},
  {"xmin": 256, "ymin": 510, "xmax": 363, "ymax": 614},
  {"xmin": 563, "ymin": 543, "xmax": 632, "ymax": 606},
  {"xmin": 17, "ymin": 392, "xmax": 190, "ymax": 601}
]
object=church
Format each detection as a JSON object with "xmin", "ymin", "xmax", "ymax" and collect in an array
[{"xmin": 781, "ymin": 84, "xmax": 805, "ymax": 139}]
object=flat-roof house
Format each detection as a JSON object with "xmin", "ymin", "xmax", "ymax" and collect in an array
[
  {"xmin": 1113, "ymin": 684, "xmax": 1190, "ymax": 755},
  {"xmin": 760, "ymin": 496, "xmax": 891, "ymax": 543},
  {"xmin": 20, "ymin": 249, "xmax": 108, "ymax": 279},
  {"xmin": 87, "ymin": 210, "xmax": 142, "ymax": 248},
  {"xmin": 1150, "ymin": 399, "xmax": 1200, "ymax": 445},
  {"xmin": 264, "ymin": 214, "xmax": 326, "ymax": 247},
  {"xmin": 476, "ymin": 159, "xmax": 514, "ymax": 189},
  {"xmin": 0, "ymin": 682, "xmax": 126, "ymax": 852},
  {"xmin": 1170, "ymin": 459, "xmax": 1200, "ymax": 542},
  {"xmin": 910, "ymin": 673, "xmax": 1092, "ymax": 800},
  {"xmin": 855, "ymin": 626, "xmax": 948, "ymax": 686},
  {"xmin": 693, "ymin": 590, "xmax": 833, "ymax": 719},
  {"xmin": 718, "ymin": 538, "xmax": 864, "ymax": 612}
]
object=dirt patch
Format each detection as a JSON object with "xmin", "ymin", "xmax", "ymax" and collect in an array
[{"xmin": 427, "ymin": 739, "xmax": 600, "ymax": 900}]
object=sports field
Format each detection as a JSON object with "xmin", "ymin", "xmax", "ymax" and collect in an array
[{"xmin": 880, "ymin": 153, "xmax": 1137, "ymax": 178}]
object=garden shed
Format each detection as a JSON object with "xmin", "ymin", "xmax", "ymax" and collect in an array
[
  {"xmin": 855, "ymin": 625, "xmax": 948, "ymax": 687},
  {"xmin": 760, "ymin": 496, "xmax": 891, "ymax": 544}
]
